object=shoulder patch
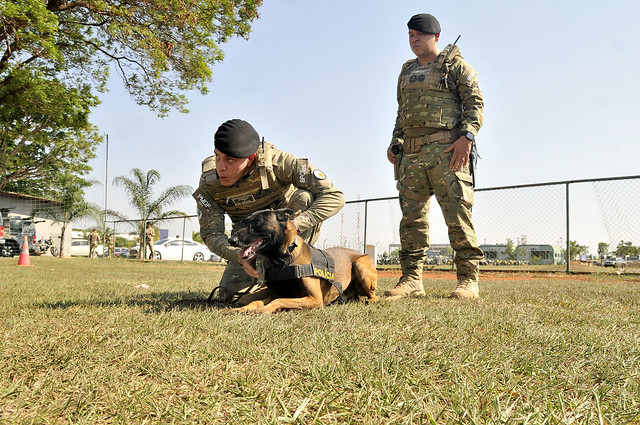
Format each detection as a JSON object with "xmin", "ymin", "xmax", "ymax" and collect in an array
[
  {"xmin": 313, "ymin": 169, "xmax": 327, "ymax": 180},
  {"xmin": 193, "ymin": 187, "xmax": 215, "ymax": 214}
]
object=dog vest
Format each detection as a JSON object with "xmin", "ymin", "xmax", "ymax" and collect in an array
[{"xmin": 265, "ymin": 243, "xmax": 343, "ymax": 295}]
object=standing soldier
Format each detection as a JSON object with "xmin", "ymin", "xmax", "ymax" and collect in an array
[
  {"xmin": 107, "ymin": 233, "xmax": 116, "ymax": 258},
  {"xmin": 386, "ymin": 13, "xmax": 484, "ymax": 299},
  {"xmin": 88, "ymin": 229, "xmax": 100, "ymax": 258},
  {"xmin": 140, "ymin": 222, "xmax": 155, "ymax": 260},
  {"xmin": 194, "ymin": 119, "xmax": 345, "ymax": 303}
]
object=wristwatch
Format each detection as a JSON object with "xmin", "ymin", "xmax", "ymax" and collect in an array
[{"xmin": 461, "ymin": 131, "xmax": 475, "ymax": 142}]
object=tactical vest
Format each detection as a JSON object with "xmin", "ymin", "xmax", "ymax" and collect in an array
[
  {"xmin": 264, "ymin": 244, "xmax": 343, "ymax": 294},
  {"xmin": 194, "ymin": 142, "xmax": 295, "ymax": 221},
  {"xmin": 398, "ymin": 44, "xmax": 463, "ymax": 131}
]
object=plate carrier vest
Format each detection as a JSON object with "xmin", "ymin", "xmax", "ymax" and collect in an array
[
  {"xmin": 398, "ymin": 44, "xmax": 463, "ymax": 131},
  {"xmin": 194, "ymin": 141, "xmax": 297, "ymax": 221}
]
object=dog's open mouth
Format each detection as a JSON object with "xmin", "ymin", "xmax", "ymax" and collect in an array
[{"xmin": 239, "ymin": 239, "xmax": 266, "ymax": 260}]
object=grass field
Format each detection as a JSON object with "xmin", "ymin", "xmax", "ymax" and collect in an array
[{"xmin": 1, "ymin": 257, "xmax": 639, "ymax": 424}]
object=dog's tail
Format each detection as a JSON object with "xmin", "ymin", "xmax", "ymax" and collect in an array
[{"xmin": 353, "ymin": 255, "xmax": 378, "ymax": 303}]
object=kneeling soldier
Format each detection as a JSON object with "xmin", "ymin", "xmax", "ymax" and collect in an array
[{"xmin": 194, "ymin": 119, "xmax": 345, "ymax": 302}]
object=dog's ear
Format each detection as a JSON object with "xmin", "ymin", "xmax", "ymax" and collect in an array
[{"xmin": 275, "ymin": 208, "xmax": 296, "ymax": 222}]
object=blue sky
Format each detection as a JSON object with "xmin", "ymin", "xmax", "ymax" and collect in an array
[{"xmin": 87, "ymin": 0, "xmax": 640, "ymax": 229}]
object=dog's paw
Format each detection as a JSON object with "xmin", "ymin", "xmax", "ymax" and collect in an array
[{"xmin": 224, "ymin": 307, "xmax": 248, "ymax": 314}]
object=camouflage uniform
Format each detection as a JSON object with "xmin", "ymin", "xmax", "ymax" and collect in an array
[
  {"xmin": 140, "ymin": 225, "xmax": 155, "ymax": 260},
  {"xmin": 88, "ymin": 230, "xmax": 99, "ymax": 258},
  {"xmin": 107, "ymin": 234, "xmax": 115, "ymax": 258},
  {"xmin": 391, "ymin": 44, "xmax": 484, "ymax": 296},
  {"xmin": 194, "ymin": 141, "xmax": 344, "ymax": 301}
]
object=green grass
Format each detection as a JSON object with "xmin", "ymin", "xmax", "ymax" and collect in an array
[{"xmin": 1, "ymin": 257, "xmax": 639, "ymax": 424}]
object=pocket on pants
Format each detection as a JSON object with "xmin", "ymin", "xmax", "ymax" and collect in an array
[{"xmin": 454, "ymin": 171, "xmax": 475, "ymax": 208}]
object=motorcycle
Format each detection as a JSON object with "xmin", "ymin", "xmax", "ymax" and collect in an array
[{"xmin": 35, "ymin": 237, "xmax": 59, "ymax": 257}]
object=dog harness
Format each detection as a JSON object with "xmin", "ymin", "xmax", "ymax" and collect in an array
[{"xmin": 264, "ymin": 239, "xmax": 343, "ymax": 295}]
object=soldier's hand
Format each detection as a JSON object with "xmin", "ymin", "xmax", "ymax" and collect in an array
[
  {"xmin": 387, "ymin": 146, "xmax": 396, "ymax": 164},
  {"xmin": 445, "ymin": 136, "xmax": 473, "ymax": 171},
  {"xmin": 237, "ymin": 252, "xmax": 260, "ymax": 278}
]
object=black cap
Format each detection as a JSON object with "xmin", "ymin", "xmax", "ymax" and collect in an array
[
  {"xmin": 407, "ymin": 14, "xmax": 441, "ymax": 34},
  {"xmin": 214, "ymin": 119, "xmax": 260, "ymax": 158}
]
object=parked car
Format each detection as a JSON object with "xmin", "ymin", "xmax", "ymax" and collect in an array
[
  {"xmin": 603, "ymin": 257, "xmax": 627, "ymax": 267},
  {"xmin": 113, "ymin": 247, "xmax": 129, "ymax": 258},
  {"xmin": 152, "ymin": 238, "xmax": 213, "ymax": 261},
  {"xmin": 128, "ymin": 245, "xmax": 140, "ymax": 259},
  {"xmin": 210, "ymin": 253, "xmax": 223, "ymax": 263},
  {"xmin": 70, "ymin": 239, "xmax": 104, "ymax": 257}
]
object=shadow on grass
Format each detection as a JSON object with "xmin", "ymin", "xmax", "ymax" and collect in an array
[
  {"xmin": 34, "ymin": 292, "xmax": 234, "ymax": 313},
  {"xmin": 34, "ymin": 291, "xmax": 393, "ymax": 313}
]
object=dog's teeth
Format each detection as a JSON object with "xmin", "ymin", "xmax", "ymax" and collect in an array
[{"xmin": 239, "ymin": 239, "xmax": 263, "ymax": 260}]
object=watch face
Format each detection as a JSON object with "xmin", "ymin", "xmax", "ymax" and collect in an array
[{"xmin": 465, "ymin": 132, "xmax": 474, "ymax": 141}]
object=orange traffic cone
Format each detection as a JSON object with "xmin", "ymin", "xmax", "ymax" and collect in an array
[{"xmin": 17, "ymin": 235, "xmax": 33, "ymax": 266}]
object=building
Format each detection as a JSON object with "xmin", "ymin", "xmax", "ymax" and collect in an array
[
  {"xmin": 479, "ymin": 243, "xmax": 564, "ymax": 265},
  {"xmin": 517, "ymin": 244, "xmax": 564, "ymax": 265},
  {"xmin": 480, "ymin": 244, "xmax": 509, "ymax": 262},
  {"xmin": 0, "ymin": 191, "xmax": 67, "ymax": 254}
]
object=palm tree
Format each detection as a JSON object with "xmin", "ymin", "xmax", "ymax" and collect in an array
[
  {"xmin": 110, "ymin": 169, "xmax": 192, "ymax": 252},
  {"xmin": 32, "ymin": 174, "xmax": 102, "ymax": 258}
]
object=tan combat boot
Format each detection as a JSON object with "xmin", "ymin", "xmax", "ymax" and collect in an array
[
  {"xmin": 449, "ymin": 279, "xmax": 479, "ymax": 299},
  {"xmin": 384, "ymin": 276, "xmax": 425, "ymax": 300}
]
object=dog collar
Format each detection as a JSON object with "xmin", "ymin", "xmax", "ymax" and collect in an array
[
  {"xmin": 286, "ymin": 236, "xmax": 298, "ymax": 255},
  {"xmin": 270, "ymin": 236, "xmax": 298, "ymax": 268}
]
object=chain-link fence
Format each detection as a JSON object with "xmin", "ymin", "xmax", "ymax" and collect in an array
[
  {"xmin": 2, "ymin": 175, "xmax": 638, "ymax": 271},
  {"xmin": 316, "ymin": 175, "xmax": 640, "ymax": 273}
]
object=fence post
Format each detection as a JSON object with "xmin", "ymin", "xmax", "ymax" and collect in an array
[
  {"xmin": 363, "ymin": 200, "xmax": 368, "ymax": 254},
  {"xmin": 566, "ymin": 183, "xmax": 570, "ymax": 273},
  {"xmin": 180, "ymin": 216, "xmax": 186, "ymax": 262},
  {"xmin": 140, "ymin": 219, "xmax": 146, "ymax": 261}
]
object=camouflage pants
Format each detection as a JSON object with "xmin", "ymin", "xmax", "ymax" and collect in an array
[
  {"xmin": 396, "ymin": 142, "xmax": 483, "ymax": 282},
  {"xmin": 217, "ymin": 188, "xmax": 321, "ymax": 300},
  {"xmin": 140, "ymin": 239, "xmax": 154, "ymax": 260}
]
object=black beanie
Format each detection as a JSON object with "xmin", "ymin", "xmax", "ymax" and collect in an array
[
  {"xmin": 214, "ymin": 119, "xmax": 260, "ymax": 158},
  {"xmin": 407, "ymin": 14, "xmax": 441, "ymax": 34}
]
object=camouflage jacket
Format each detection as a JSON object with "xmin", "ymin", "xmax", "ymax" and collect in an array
[{"xmin": 195, "ymin": 144, "xmax": 344, "ymax": 263}]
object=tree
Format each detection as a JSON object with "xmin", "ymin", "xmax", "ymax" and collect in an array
[
  {"xmin": 0, "ymin": 65, "xmax": 101, "ymax": 193},
  {"xmin": 567, "ymin": 240, "xmax": 589, "ymax": 261},
  {"xmin": 614, "ymin": 241, "xmax": 639, "ymax": 257},
  {"xmin": 597, "ymin": 242, "xmax": 609, "ymax": 260},
  {"xmin": 110, "ymin": 168, "xmax": 192, "ymax": 231},
  {"xmin": 505, "ymin": 238, "xmax": 525, "ymax": 261},
  {"xmin": 31, "ymin": 174, "xmax": 102, "ymax": 258},
  {"xmin": 1, "ymin": 0, "xmax": 262, "ymax": 191}
]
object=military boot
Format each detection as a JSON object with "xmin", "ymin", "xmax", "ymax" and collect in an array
[
  {"xmin": 449, "ymin": 279, "xmax": 479, "ymax": 299},
  {"xmin": 384, "ymin": 276, "xmax": 425, "ymax": 300}
]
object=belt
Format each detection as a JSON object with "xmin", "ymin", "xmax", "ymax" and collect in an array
[{"xmin": 404, "ymin": 130, "xmax": 456, "ymax": 153}]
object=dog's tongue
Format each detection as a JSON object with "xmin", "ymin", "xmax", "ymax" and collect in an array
[{"xmin": 240, "ymin": 239, "xmax": 263, "ymax": 259}]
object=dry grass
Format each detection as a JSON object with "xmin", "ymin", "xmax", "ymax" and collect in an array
[{"xmin": 1, "ymin": 257, "xmax": 639, "ymax": 424}]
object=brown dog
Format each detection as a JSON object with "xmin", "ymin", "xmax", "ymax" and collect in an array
[{"xmin": 227, "ymin": 208, "xmax": 377, "ymax": 314}]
